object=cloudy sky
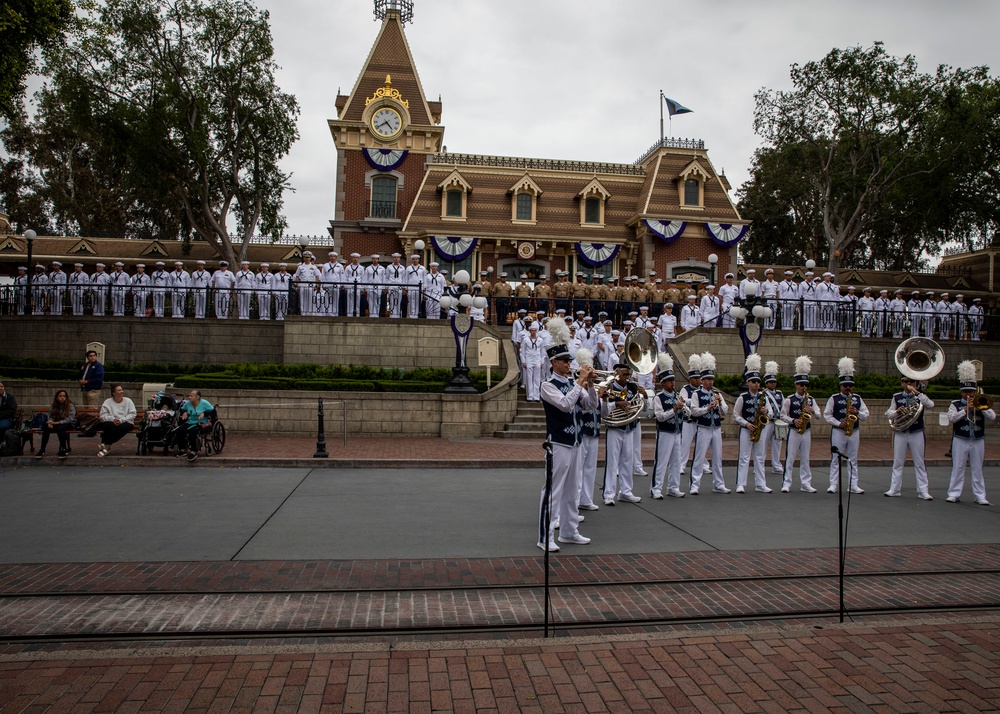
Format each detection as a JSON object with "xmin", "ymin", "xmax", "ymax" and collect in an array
[{"xmin": 258, "ymin": 0, "xmax": 1000, "ymax": 238}]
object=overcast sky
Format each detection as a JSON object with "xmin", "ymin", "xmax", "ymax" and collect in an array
[{"xmin": 258, "ymin": 0, "xmax": 1000, "ymax": 238}]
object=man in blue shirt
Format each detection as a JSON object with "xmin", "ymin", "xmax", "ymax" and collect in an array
[{"xmin": 78, "ymin": 350, "xmax": 104, "ymax": 407}]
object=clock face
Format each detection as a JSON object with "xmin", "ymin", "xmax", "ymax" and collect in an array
[{"xmin": 370, "ymin": 107, "xmax": 402, "ymax": 139}]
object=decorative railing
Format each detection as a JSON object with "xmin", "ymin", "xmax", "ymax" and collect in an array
[
  {"xmin": 633, "ymin": 137, "xmax": 707, "ymax": 165},
  {"xmin": 430, "ymin": 152, "xmax": 646, "ymax": 176}
]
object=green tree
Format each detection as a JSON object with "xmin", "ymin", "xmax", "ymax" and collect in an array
[
  {"xmin": 749, "ymin": 43, "xmax": 1000, "ymax": 272},
  {"xmin": 33, "ymin": 0, "xmax": 299, "ymax": 263},
  {"xmin": 0, "ymin": 0, "xmax": 73, "ymax": 122}
]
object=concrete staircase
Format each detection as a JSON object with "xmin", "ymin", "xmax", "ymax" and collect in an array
[{"xmin": 494, "ymin": 395, "xmax": 546, "ymax": 439}]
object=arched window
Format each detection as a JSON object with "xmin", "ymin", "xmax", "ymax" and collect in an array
[{"xmin": 370, "ymin": 176, "xmax": 398, "ymax": 218}]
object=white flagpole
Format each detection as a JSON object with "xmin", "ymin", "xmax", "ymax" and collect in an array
[{"xmin": 659, "ymin": 90, "xmax": 664, "ymax": 145}]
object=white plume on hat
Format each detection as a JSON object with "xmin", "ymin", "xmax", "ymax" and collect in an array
[
  {"xmin": 700, "ymin": 352, "xmax": 717, "ymax": 372},
  {"xmin": 745, "ymin": 353, "xmax": 761, "ymax": 373},
  {"xmin": 794, "ymin": 355, "xmax": 813, "ymax": 376},
  {"xmin": 838, "ymin": 357, "xmax": 855, "ymax": 377},
  {"xmin": 657, "ymin": 353, "xmax": 674, "ymax": 374},
  {"xmin": 576, "ymin": 348, "xmax": 595, "ymax": 369},
  {"xmin": 957, "ymin": 360, "xmax": 977, "ymax": 383},
  {"xmin": 548, "ymin": 317, "xmax": 570, "ymax": 346},
  {"xmin": 687, "ymin": 353, "xmax": 703, "ymax": 373},
  {"xmin": 765, "ymin": 361, "xmax": 779, "ymax": 377}
]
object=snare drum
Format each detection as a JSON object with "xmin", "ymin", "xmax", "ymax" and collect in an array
[{"xmin": 773, "ymin": 421, "xmax": 789, "ymax": 441}]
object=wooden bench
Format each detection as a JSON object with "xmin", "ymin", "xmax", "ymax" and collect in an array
[{"xmin": 22, "ymin": 406, "xmax": 146, "ymax": 454}]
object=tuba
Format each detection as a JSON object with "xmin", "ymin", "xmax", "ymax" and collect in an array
[
  {"xmin": 598, "ymin": 329, "xmax": 658, "ymax": 427},
  {"xmin": 889, "ymin": 337, "xmax": 945, "ymax": 432}
]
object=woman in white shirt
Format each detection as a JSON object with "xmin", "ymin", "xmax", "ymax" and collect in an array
[{"xmin": 96, "ymin": 384, "xmax": 137, "ymax": 457}]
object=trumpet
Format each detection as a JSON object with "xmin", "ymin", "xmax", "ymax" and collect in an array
[{"xmin": 974, "ymin": 388, "xmax": 993, "ymax": 411}]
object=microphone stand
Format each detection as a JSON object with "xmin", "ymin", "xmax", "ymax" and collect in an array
[
  {"xmin": 542, "ymin": 439, "xmax": 554, "ymax": 638},
  {"xmin": 832, "ymin": 444, "xmax": 845, "ymax": 623}
]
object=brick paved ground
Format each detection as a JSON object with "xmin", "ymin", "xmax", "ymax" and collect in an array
[{"xmin": 0, "ymin": 616, "xmax": 997, "ymax": 713}]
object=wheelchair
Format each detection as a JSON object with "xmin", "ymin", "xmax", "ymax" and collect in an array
[{"xmin": 165, "ymin": 402, "xmax": 226, "ymax": 457}]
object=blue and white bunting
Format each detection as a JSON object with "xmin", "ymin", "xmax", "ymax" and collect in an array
[
  {"xmin": 362, "ymin": 148, "xmax": 408, "ymax": 171},
  {"xmin": 643, "ymin": 219, "xmax": 687, "ymax": 244},
  {"xmin": 705, "ymin": 223, "xmax": 749, "ymax": 247},
  {"xmin": 430, "ymin": 236, "xmax": 478, "ymax": 262},
  {"xmin": 575, "ymin": 242, "xmax": 621, "ymax": 268}
]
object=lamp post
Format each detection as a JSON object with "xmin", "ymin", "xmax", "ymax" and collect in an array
[
  {"xmin": 708, "ymin": 253, "xmax": 718, "ymax": 287},
  {"xmin": 24, "ymin": 229, "xmax": 36, "ymax": 314},
  {"xmin": 729, "ymin": 279, "xmax": 773, "ymax": 390},
  {"xmin": 441, "ymin": 269, "xmax": 482, "ymax": 394}
]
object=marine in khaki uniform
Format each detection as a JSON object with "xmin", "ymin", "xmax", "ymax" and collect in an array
[
  {"xmin": 650, "ymin": 279, "xmax": 665, "ymax": 318},
  {"xmin": 665, "ymin": 280, "xmax": 681, "ymax": 306},
  {"xmin": 515, "ymin": 274, "xmax": 534, "ymax": 313},
  {"xmin": 478, "ymin": 271, "xmax": 492, "ymax": 298},
  {"xmin": 592, "ymin": 275, "xmax": 610, "ymax": 317},
  {"xmin": 493, "ymin": 273, "xmax": 513, "ymax": 325},
  {"xmin": 572, "ymin": 273, "xmax": 589, "ymax": 315},
  {"xmin": 552, "ymin": 271, "xmax": 571, "ymax": 314},
  {"xmin": 534, "ymin": 274, "xmax": 552, "ymax": 315}
]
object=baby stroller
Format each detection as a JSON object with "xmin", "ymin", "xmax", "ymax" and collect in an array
[
  {"xmin": 136, "ymin": 392, "xmax": 178, "ymax": 455},
  {"xmin": 164, "ymin": 399, "xmax": 226, "ymax": 457}
]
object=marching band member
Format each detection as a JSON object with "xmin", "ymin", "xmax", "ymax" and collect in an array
[
  {"xmin": 422, "ymin": 262, "xmax": 446, "ymax": 319},
  {"xmin": 384, "ymin": 253, "xmax": 405, "ymax": 318},
  {"xmin": 921, "ymin": 292, "xmax": 937, "ymax": 338},
  {"xmin": 190, "ymin": 260, "xmax": 211, "ymax": 319},
  {"xmin": 404, "ymin": 254, "xmax": 426, "ymax": 319},
  {"xmin": 90, "ymin": 263, "xmax": 110, "ymax": 316},
  {"xmin": 273, "ymin": 263, "xmax": 291, "ymax": 320},
  {"xmin": 293, "ymin": 252, "xmax": 321, "ymax": 317},
  {"xmin": 170, "ymin": 261, "xmax": 190, "ymax": 318},
  {"xmin": 255, "ymin": 263, "xmax": 274, "ymax": 320},
  {"xmin": 824, "ymin": 357, "xmax": 869, "ymax": 494},
  {"xmin": 945, "ymin": 360, "xmax": 997, "ymax": 506},
  {"xmin": 69, "ymin": 263, "xmax": 92, "ymax": 316},
  {"xmin": 130, "ymin": 264, "xmax": 150, "ymax": 317},
  {"xmin": 109, "ymin": 262, "xmax": 130, "ymax": 317},
  {"xmin": 762, "ymin": 361, "xmax": 785, "ymax": 474},
  {"xmin": 150, "ymin": 261, "xmax": 169, "ymax": 317},
  {"xmin": 689, "ymin": 352, "xmax": 730, "ymax": 495},
  {"xmin": 858, "ymin": 287, "xmax": 876, "ymax": 337},
  {"xmin": 651, "ymin": 354, "xmax": 685, "ymax": 499},
  {"xmin": 211, "ymin": 260, "xmax": 236, "ymax": 319},
  {"xmin": 969, "ymin": 297, "xmax": 984, "ymax": 340},
  {"xmin": 946, "ymin": 361, "xmax": 994, "ymax": 505},
  {"xmin": 234, "ymin": 260, "xmax": 255, "ymax": 319},
  {"xmin": 680, "ymin": 293, "xmax": 700, "ymax": 332},
  {"xmin": 632, "ymin": 330, "xmax": 654, "ymax": 479},
  {"xmin": 343, "ymin": 253, "xmax": 365, "ymax": 317},
  {"xmin": 520, "ymin": 323, "xmax": 545, "ymax": 402},
  {"xmin": 678, "ymin": 353, "xmax": 703, "ymax": 481},
  {"xmin": 575, "ymin": 348, "xmax": 602, "ymax": 512},
  {"xmin": 365, "ymin": 254, "xmax": 385, "ymax": 318},
  {"xmin": 780, "ymin": 356, "xmax": 818, "ymax": 493},
  {"xmin": 48, "ymin": 261, "xmax": 67, "ymax": 315},
  {"xmin": 538, "ymin": 319, "xmax": 598, "ymax": 551},
  {"xmin": 885, "ymin": 374, "xmax": 934, "ymax": 500},
  {"xmin": 732, "ymin": 355, "xmax": 773, "ymax": 493},
  {"xmin": 761, "ymin": 269, "xmax": 779, "ymax": 329},
  {"xmin": 601, "ymin": 362, "xmax": 645, "ymax": 506}
]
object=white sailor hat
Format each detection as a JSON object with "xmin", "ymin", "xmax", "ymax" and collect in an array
[
  {"xmin": 623, "ymin": 319, "xmax": 633, "ymax": 326},
  {"xmin": 17, "ymin": 266, "xmax": 26, "ymax": 271},
  {"xmin": 813, "ymin": 277, "xmax": 821, "ymax": 283},
  {"xmin": 175, "ymin": 260, "xmax": 184, "ymax": 265},
  {"xmin": 956, "ymin": 293, "xmax": 964, "ymax": 299},
  {"xmin": 706, "ymin": 285, "xmax": 715, "ymax": 290},
  {"xmin": 765, "ymin": 268, "xmax": 773, "ymax": 274},
  {"xmin": 686, "ymin": 293, "xmax": 696, "ymax": 299},
  {"xmin": 73, "ymin": 263, "xmax": 83, "ymax": 268},
  {"xmin": 555, "ymin": 308, "xmax": 566, "ymax": 314},
  {"xmin": 260, "ymin": 262, "xmax": 269, "ymax": 267},
  {"xmin": 725, "ymin": 272, "xmax": 735, "ymax": 279},
  {"xmin": 518, "ymin": 308, "xmax": 527, "ymax": 314},
  {"xmin": 894, "ymin": 288, "xmax": 903, "ymax": 294},
  {"xmin": 95, "ymin": 263, "xmax": 105, "ymax": 268},
  {"xmin": 371, "ymin": 254, "xmax": 380, "ymax": 259},
  {"xmin": 846, "ymin": 285, "xmax": 855, "ymax": 290},
  {"xmin": 628, "ymin": 311, "xmax": 638, "ymax": 317},
  {"xmin": 863, "ymin": 286, "xmax": 871, "ymax": 291},
  {"xmin": 746, "ymin": 268, "xmax": 756, "ymax": 273},
  {"xmin": 911, "ymin": 290, "xmax": 919, "ymax": 295},
  {"xmin": 941, "ymin": 292, "xmax": 949, "ymax": 297},
  {"xmin": 51, "ymin": 260, "xmax": 62, "ymax": 266},
  {"xmin": 823, "ymin": 271, "xmax": 834, "ymax": 277},
  {"xmin": 974, "ymin": 297, "xmax": 982, "ymax": 302},
  {"xmin": 279, "ymin": 262, "xmax": 288, "ymax": 267},
  {"xmin": 536, "ymin": 310, "xmax": 545, "ymax": 316},
  {"xmin": 391, "ymin": 252, "xmax": 401, "ymax": 258},
  {"xmin": 329, "ymin": 250, "xmax": 338, "ymax": 256},
  {"xmin": 926, "ymin": 291, "xmax": 934, "ymax": 296},
  {"xmin": 136, "ymin": 263, "xmax": 145, "ymax": 269},
  {"xmin": 411, "ymin": 254, "xmax": 420, "ymax": 259},
  {"xmin": 804, "ymin": 270, "xmax": 814, "ymax": 276},
  {"xmin": 784, "ymin": 270, "xmax": 793, "ymax": 275},
  {"xmin": 34, "ymin": 264, "xmax": 44, "ymax": 270},
  {"xmin": 155, "ymin": 261, "xmax": 165, "ymax": 266},
  {"xmin": 114, "ymin": 261, "xmax": 124, "ymax": 267},
  {"xmin": 576, "ymin": 310, "xmax": 585, "ymax": 316},
  {"xmin": 241, "ymin": 259, "xmax": 250, "ymax": 265},
  {"xmin": 880, "ymin": 288, "xmax": 888, "ymax": 293},
  {"xmin": 430, "ymin": 261, "xmax": 439, "ymax": 267},
  {"xmin": 197, "ymin": 260, "xmax": 206, "ymax": 264},
  {"xmin": 528, "ymin": 322, "xmax": 538, "ymax": 330},
  {"xmin": 611, "ymin": 329, "xmax": 621, "ymax": 336},
  {"xmin": 583, "ymin": 315, "xmax": 593, "ymax": 321},
  {"xmin": 639, "ymin": 305, "xmax": 649, "ymax": 310}
]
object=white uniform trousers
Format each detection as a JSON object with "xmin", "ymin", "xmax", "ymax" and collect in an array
[
  {"xmin": 257, "ymin": 292, "xmax": 271, "ymax": 320},
  {"xmin": 367, "ymin": 288, "xmax": 383, "ymax": 318},
  {"xmin": 762, "ymin": 421, "xmax": 783, "ymax": 472},
  {"xmin": 50, "ymin": 287, "xmax": 64, "ymax": 315},
  {"xmin": 70, "ymin": 288, "xmax": 86, "ymax": 315},
  {"xmin": 386, "ymin": 287, "xmax": 402, "ymax": 318},
  {"xmin": 651, "ymin": 429, "xmax": 681, "ymax": 495},
  {"xmin": 782, "ymin": 429, "xmax": 813, "ymax": 490},
  {"xmin": 237, "ymin": 291, "xmax": 252, "ymax": 319},
  {"xmin": 172, "ymin": 290, "xmax": 187, "ymax": 317},
  {"xmin": 631, "ymin": 420, "xmax": 644, "ymax": 473},
  {"xmin": 215, "ymin": 291, "xmax": 230, "ymax": 319},
  {"xmin": 539, "ymin": 442, "xmax": 583, "ymax": 544},
  {"xmin": 111, "ymin": 288, "xmax": 126, "ymax": 317},
  {"xmin": 736, "ymin": 429, "xmax": 768, "ymax": 491},
  {"xmin": 888, "ymin": 431, "xmax": 929, "ymax": 495},
  {"xmin": 679, "ymin": 420, "xmax": 698, "ymax": 482},
  {"xmin": 406, "ymin": 288, "xmax": 421, "ymax": 318},
  {"xmin": 298, "ymin": 285, "xmax": 315, "ymax": 316},
  {"xmin": 829, "ymin": 429, "xmax": 861, "ymax": 490},
  {"xmin": 803, "ymin": 302, "xmax": 816, "ymax": 330},
  {"xmin": 691, "ymin": 426, "xmax": 726, "ymax": 491},
  {"xmin": 603, "ymin": 428, "xmax": 635, "ymax": 500},
  {"xmin": 193, "ymin": 290, "xmax": 207, "ymax": 319},
  {"xmin": 781, "ymin": 302, "xmax": 796, "ymax": 330},
  {"xmin": 326, "ymin": 286, "xmax": 341, "ymax": 316},
  {"xmin": 523, "ymin": 365, "xmax": 542, "ymax": 401},
  {"xmin": 92, "ymin": 289, "xmax": 107, "ymax": 316},
  {"xmin": 578, "ymin": 435, "xmax": 599, "ymax": 508},
  {"xmin": 274, "ymin": 293, "xmax": 288, "ymax": 320},
  {"xmin": 152, "ymin": 289, "xmax": 167, "ymax": 317},
  {"xmin": 948, "ymin": 437, "xmax": 987, "ymax": 502}
]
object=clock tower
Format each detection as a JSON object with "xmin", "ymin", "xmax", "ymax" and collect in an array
[{"xmin": 328, "ymin": 1, "xmax": 444, "ymax": 257}]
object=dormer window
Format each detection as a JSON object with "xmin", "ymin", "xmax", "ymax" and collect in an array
[
  {"xmin": 677, "ymin": 160, "xmax": 710, "ymax": 210},
  {"xmin": 438, "ymin": 170, "xmax": 472, "ymax": 220},
  {"xmin": 577, "ymin": 178, "xmax": 611, "ymax": 227},
  {"xmin": 508, "ymin": 174, "xmax": 542, "ymax": 224}
]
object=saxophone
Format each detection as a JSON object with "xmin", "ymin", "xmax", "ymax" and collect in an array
[
  {"xmin": 749, "ymin": 392, "xmax": 770, "ymax": 443},
  {"xmin": 843, "ymin": 398, "xmax": 859, "ymax": 437},
  {"xmin": 796, "ymin": 392, "xmax": 813, "ymax": 435}
]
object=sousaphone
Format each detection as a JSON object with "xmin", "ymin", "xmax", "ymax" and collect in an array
[{"xmin": 889, "ymin": 337, "xmax": 944, "ymax": 432}]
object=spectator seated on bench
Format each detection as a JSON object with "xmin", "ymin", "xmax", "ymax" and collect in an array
[
  {"xmin": 0, "ymin": 381, "xmax": 16, "ymax": 441},
  {"xmin": 96, "ymin": 384, "xmax": 137, "ymax": 458},
  {"xmin": 35, "ymin": 389, "xmax": 77, "ymax": 460}
]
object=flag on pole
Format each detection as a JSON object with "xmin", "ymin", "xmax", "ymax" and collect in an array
[{"xmin": 663, "ymin": 96, "xmax": 693, "ymax": 116}]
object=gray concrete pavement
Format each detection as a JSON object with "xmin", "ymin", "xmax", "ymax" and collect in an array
[{"xmin": 0, "ymin": 464, "xmax": 996, "ymax": 562}]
